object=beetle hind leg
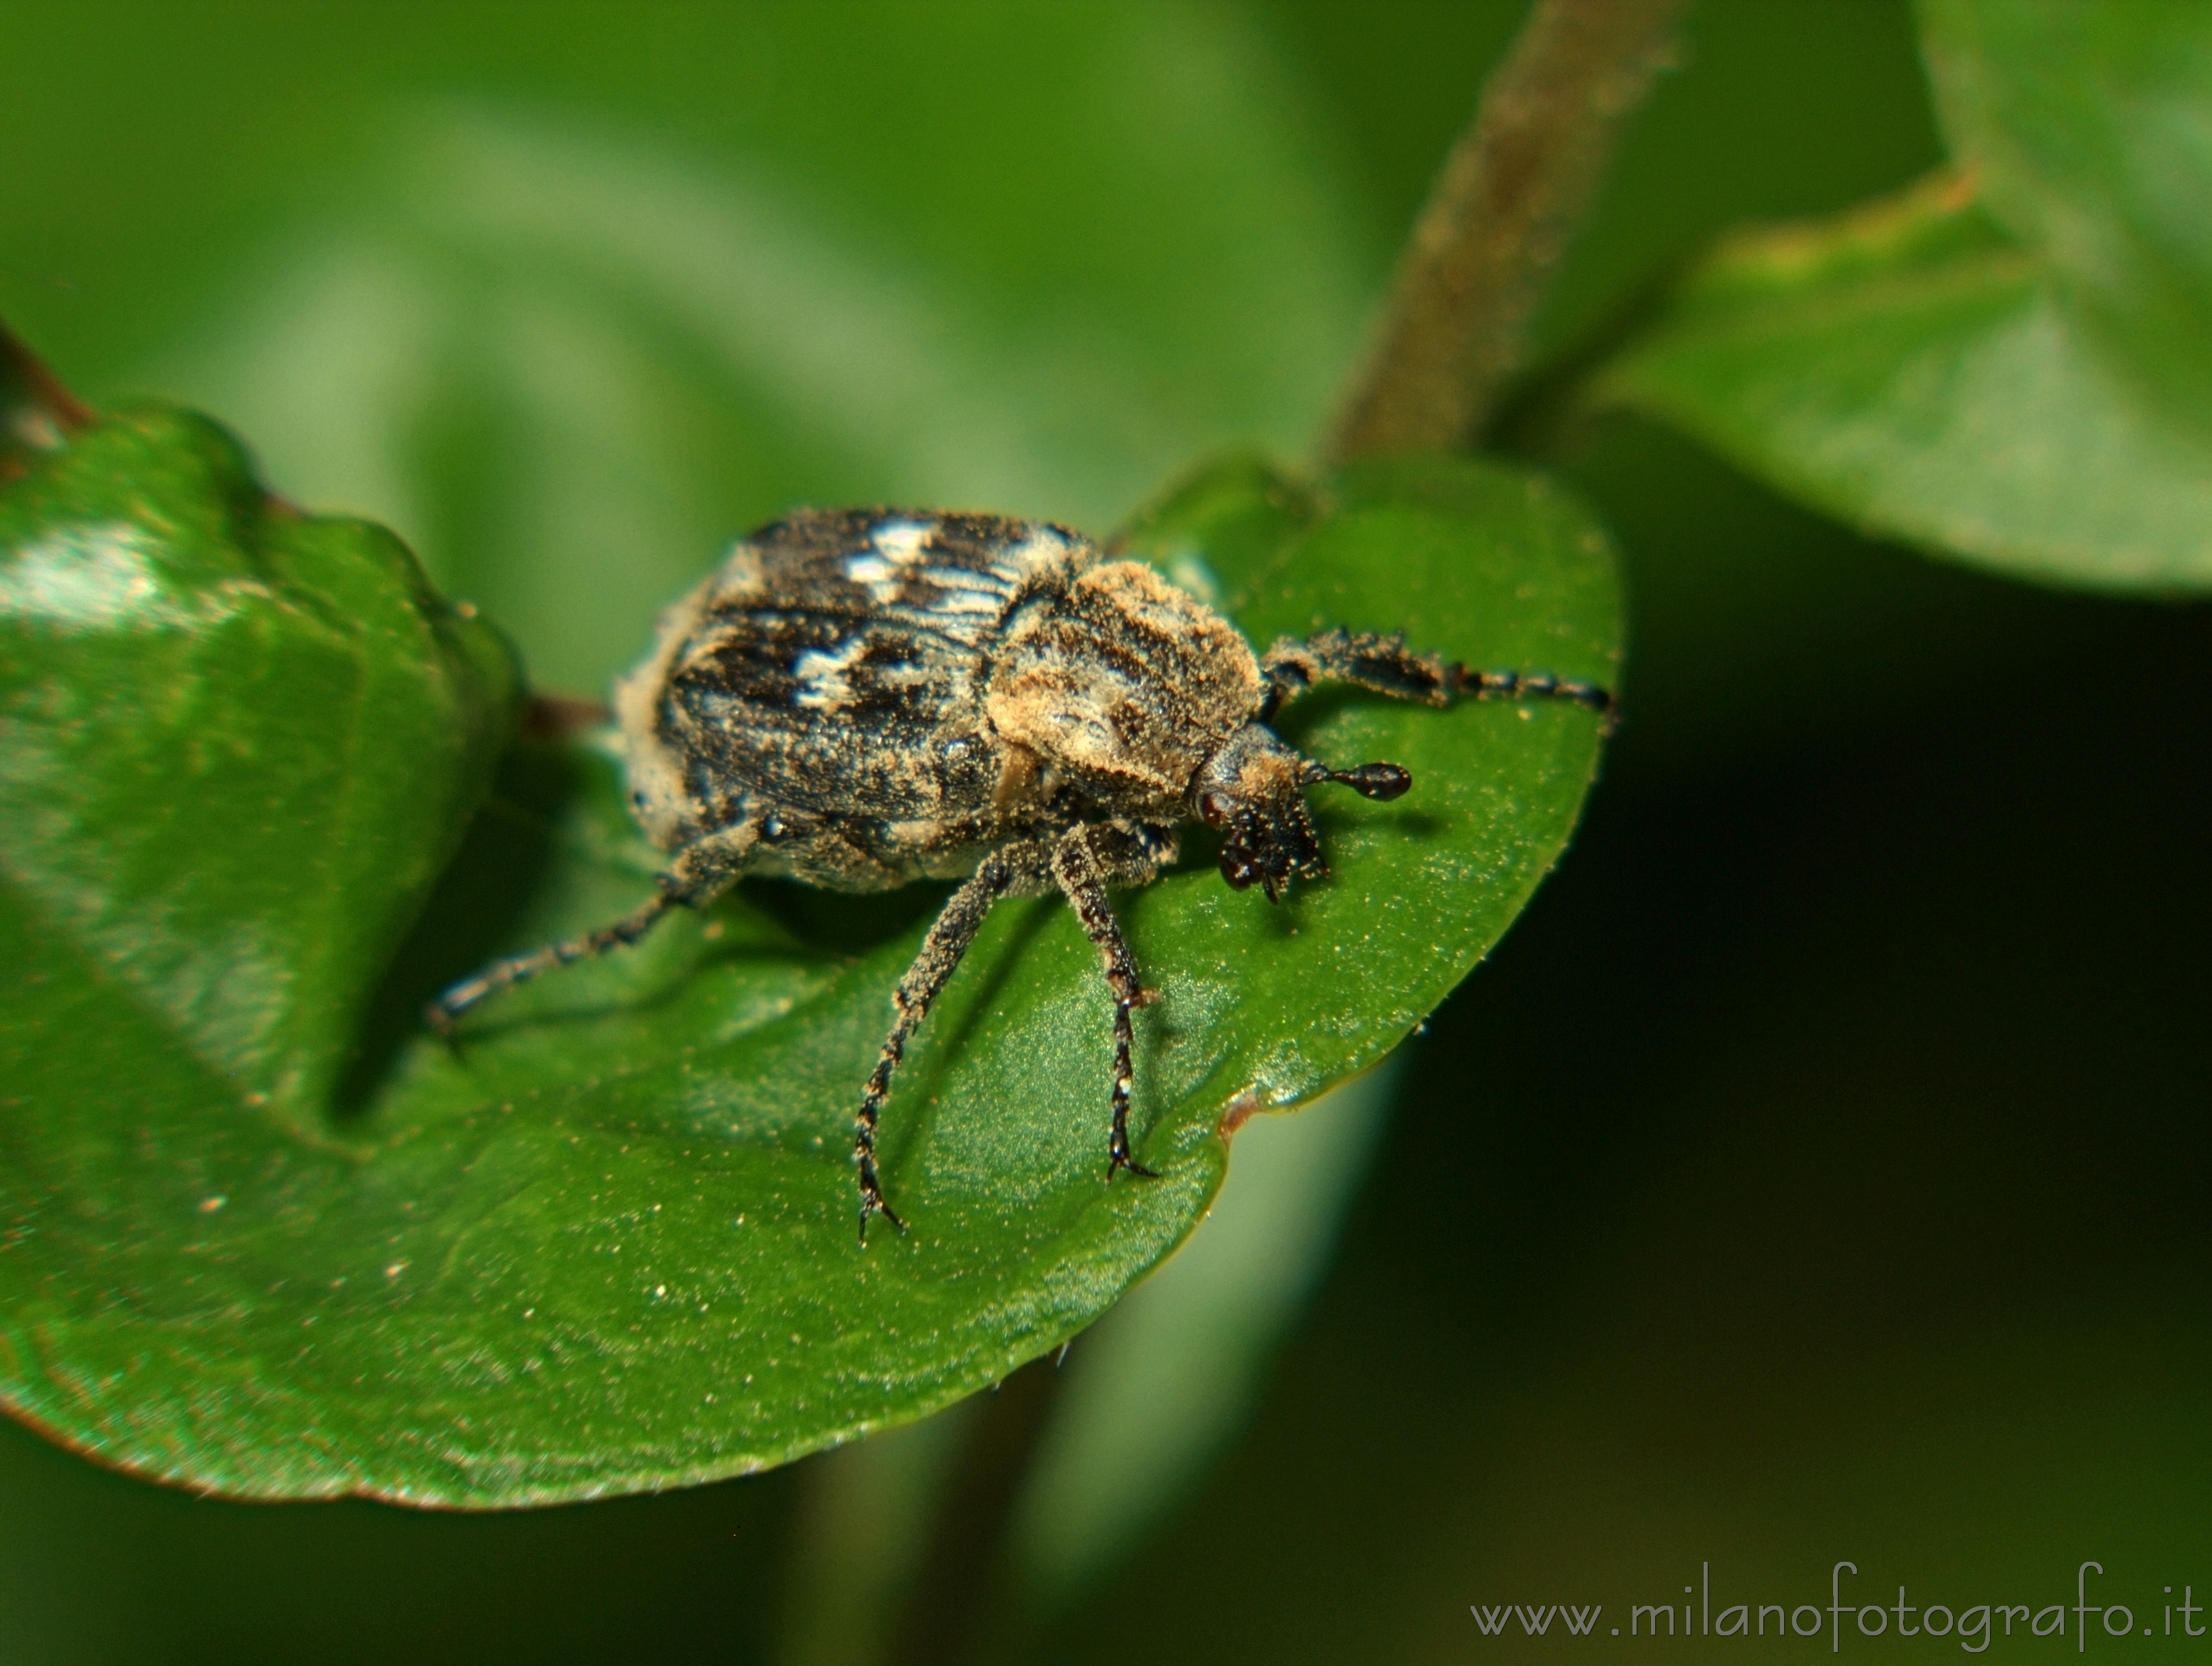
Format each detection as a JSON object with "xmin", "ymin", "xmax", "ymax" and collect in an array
[
  {"xmin": 423, "ymin": 819, "xmax": 760, "ymax": 1035},
  {"xmin": 424, "ymin": 891, "xmax": 678, "ymax": 1035}
]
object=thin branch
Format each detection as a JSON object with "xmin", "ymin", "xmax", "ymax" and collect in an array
[{"xmin": 1325, "ymin": 0, "xmax": 1688, "ymax": 462}]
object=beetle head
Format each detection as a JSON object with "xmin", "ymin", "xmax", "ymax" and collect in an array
[{"xmin": 1191, "ymin": 724, "xmax": 1410, "ymax": 902}]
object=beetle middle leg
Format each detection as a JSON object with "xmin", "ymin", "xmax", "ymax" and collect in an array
[{"xmin": 855, "ymin": 837, "xmax": 1057, "ymax": 1241}]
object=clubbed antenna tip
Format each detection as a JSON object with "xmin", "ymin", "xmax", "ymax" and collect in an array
[{"xmin": 1303, "ymin": 761, "xmax": 1413, "ymax": 801}]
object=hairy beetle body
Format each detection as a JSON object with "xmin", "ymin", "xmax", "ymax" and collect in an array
[{"xmin": 615, "ymin": 508, "xmax": 1255, "ymax": 891}]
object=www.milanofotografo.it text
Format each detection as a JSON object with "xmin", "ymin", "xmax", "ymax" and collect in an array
[{"xmin": 1471, "ymin": 1563, "xmax": 2208, "ymax": 1649}]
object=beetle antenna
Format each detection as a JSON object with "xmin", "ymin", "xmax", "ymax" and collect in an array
[{"xmin": 1299, "ymin": 760, "xmax": 1412, "ymax": 800}]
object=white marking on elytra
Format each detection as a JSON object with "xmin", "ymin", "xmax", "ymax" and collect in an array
[
  {"xmin": 926, "ymin": 562, "xmax": 1006, "ymax": 594},
  {"xmin": 844, "ymin": 522, "xmax": 935, "ymax": 608},
  {"xmin": 842, "ymin": 553, "xmax": 896, "ymax": 606},
  {"xmin": 998, "ymin": 529, "xmax": 1075, "ymax": 583},
  {"xmin": 924, "ymin": 586, "xmax": 1003, "ymax": 615},
  {"xmin": 873, "ymin": 521, "xmax": 932, "ymax": 565},
  {"xmin": 792, "ymin": 633, "xmax": 871, "ymax": 709}
]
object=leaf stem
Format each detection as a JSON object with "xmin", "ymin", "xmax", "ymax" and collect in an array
[
  {"xmin": 1, "ymin": 318, "xmax": 92, "ymax": 482},
  {"xmin": 1324, "ymin": 0, "xmax": 1688, "ymax": 462}
]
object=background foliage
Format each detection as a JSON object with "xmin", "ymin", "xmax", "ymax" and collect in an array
[{"xmin": 2, "ymin": 1, "xmax": 2209, "ymax": 1660}]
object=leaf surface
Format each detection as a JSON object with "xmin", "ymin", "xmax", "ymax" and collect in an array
[{"xmin": 1, "ymin": 436, "xmax": 1618, "ymax": 1504}]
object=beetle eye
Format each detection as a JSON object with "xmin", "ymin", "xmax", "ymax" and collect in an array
[{"xmin": 1198, "ymin": 791, "xmax": 1232, "ymax": 828}]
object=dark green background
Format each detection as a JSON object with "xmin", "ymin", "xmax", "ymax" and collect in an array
[{"xmin": 3, "ymin": 1, "xmax": 2206, "ymax": 1659}]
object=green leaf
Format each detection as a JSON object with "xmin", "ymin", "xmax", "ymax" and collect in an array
[
  {"xmin": 2, "ymin": 436, "xmax": 1617, "ymax": 1505},
  {"xmin": 1596, "ymin": 1, "xmax": 2212, "ymax": 592},
  {"xmin": 0, "ymin": 405, "xmax": 517, "ymax": 1125}
]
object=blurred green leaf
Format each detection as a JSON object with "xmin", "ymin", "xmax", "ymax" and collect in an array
[
  {"xmin": 1596, "ymin": 1, "xmax": 2212, "ymax": 592},
  {"xmin": 1, "ymin": 440, "xmax": 1617, "ymax": 1505},
  {"xmin": 154, "ymin": 82, "xmax": 1365, "ymax": 696},
  {"xmin": 1921, "ymin": 0, "xmax": 2212, "ymax": 433}
]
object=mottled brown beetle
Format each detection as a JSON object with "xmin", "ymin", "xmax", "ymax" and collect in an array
[{"xmin": 428, "ymin": 508, "xmax": 1610, "ymax": 1239}]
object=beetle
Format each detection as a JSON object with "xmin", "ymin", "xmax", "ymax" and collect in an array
[{"xmin": 427, "ymin": 508, "xmax": 1611, "ymax": 1239}]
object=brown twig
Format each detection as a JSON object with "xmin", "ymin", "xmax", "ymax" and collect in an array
[
  {"xmin": 1, "ymin": 319, "xmax": 92, "ymax": 482},
  {"xmin": 1324, "ymin": 0, "xmax": 1688, "ymax": 462},
  {"xmin": 881, "ymin": 1354, "xmax": 1066, "ymax": 1666}
]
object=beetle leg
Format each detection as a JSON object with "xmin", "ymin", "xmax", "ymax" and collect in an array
[
  {"xmin": 1444, "ymin": 662, "xmax": 1615, "ymax": 725},
  {"xmin": 855, "ymin": 838, "xmax": 1057, "ymax": 1241},
  {"xmin": 1260, "ymin": 627, "xmax": 1451, "ymax": 712},
  {"xmin": 1051, "ymin": 824, "xmax": 1164, "ymax": 1184},
  {"xmin": 424, "ymin": 820, "xmax": 759, "ymax": 1034},
  {"xmin": 1260, "ymin": 626, "xmax": 1613, "ymax": 727}
]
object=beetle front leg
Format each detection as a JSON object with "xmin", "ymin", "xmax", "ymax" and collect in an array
[
  {"xmin": 1051, "ymin": 825, "xmax": 1166, "ymax": 1183},
  {"xmin": 1260, "ymin": 626, "xmax": 1613, "ymax": 725}
]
